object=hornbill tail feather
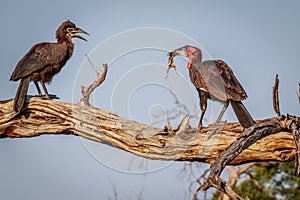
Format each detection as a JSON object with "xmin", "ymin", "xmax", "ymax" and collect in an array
[
  {"xmin": 14, "ymin": 77, "xmax": 30, "ymax": 112},
  {"xmin": 230, "ymin": 100, "xmax": 255, "ymax": 128}
]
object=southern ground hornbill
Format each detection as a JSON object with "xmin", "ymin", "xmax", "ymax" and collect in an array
[
  {"xmin": 168, "ymin": 45, "xmax": 254, "ymax": 129},
  {"xmin": 10, "ymin": 20, "xmax": 88, "ymax": 112}
]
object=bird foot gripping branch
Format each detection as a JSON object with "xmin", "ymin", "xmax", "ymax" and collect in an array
[{"xmin": 165, "ymin": 51, "xmax": 179, "ymax": 78}]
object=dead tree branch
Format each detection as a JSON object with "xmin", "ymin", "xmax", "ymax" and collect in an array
[
  {"xmin": 273, "ymin": 74, "xmax": 281, "ymax": 116},
  {"xmin": 190, "ymin": 75, "xmax": 299, "ymax": 200},
  {"xmin": 0, "ymin": 98, "xmax": 298, "ymax": 165},
  {"xmin": 198, "ymin": 115, "xmax": 299, "ymax": 200},
  {"xmin": 1, "ymin": 59, "xmax": 299, "ymax": 200},
  {"xmin": 80, "ymin": 57, "xmax": 108, "ymax": 106}
]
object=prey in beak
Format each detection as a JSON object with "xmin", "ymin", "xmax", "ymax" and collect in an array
[
  {"xmin": 166, "ymin": 46, "xmax": 189, "ymax": 78},
  {"xmin": 166, "ymin": 51, "xmax": 177, "ymax": 78}
]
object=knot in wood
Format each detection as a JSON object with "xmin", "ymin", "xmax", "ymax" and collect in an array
[{"xmin": 135, "ymin": 134, "xmax": 144, "ymax": 140}]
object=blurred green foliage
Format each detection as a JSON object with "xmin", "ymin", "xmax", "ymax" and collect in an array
[{"xmin": 211, "ymin": 161, "xmax": 300, "ymax": 200}]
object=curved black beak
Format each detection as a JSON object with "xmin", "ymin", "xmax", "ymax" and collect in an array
[{"xmin": 72, "ymin": 27, "xmax": 89, "ymax": 41}]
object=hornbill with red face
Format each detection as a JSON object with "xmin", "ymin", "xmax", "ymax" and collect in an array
[
  {"xmin": 10, "ymin": 20, "xmax": 88, "ymax": 112},
  {"xmin": 169, "ymin": 45, "xmax": 254, "ymax": 128}
]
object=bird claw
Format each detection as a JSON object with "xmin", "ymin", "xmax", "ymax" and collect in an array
[
  {"xmin": 48, "ymin": 94, "xmax": 59, "ymax": 99},
  {"xmin": 166, "ymin": 51, "xmax": 178, "ymax": 78},
  {"xmin": 40, "ymin": 94, "xmax": 59, "ymax": 100},
  {"xmin": 198, "ymin": 123, "xmax": 203, "ymax": 130}
]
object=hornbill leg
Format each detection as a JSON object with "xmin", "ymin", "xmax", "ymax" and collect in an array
[
  {"xmin": 198, "ymin": 90, "xmax": 208, "ymax": 129},
  {"xmin": 215, "ymin": 100, "xmax": 229, "ymax": 123},
  {"xmin": 41, "ymin": 81, "xmax": 50, "ymax": 99},
  {"xmin": 34, "ymin": 81, "xmax": 42, "ymax": 96}
]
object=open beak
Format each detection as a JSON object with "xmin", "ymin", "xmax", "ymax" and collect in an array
[
  {"xmin": 169, "ymin": 47, "xmax": 188, "ymax": 57},
  {"xmin": 72, "ymin": 27, "xmax": 89, "ymax": 41}
]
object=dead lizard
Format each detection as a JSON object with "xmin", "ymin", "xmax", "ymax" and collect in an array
[{"xmin": 166, "ymin": 51, "xmax": 179, "ymax": 78}]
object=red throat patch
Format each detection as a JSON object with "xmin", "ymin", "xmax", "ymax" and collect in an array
[
  {"xmin": 187, "ymin": 55, "xmax": 192, "ymax": 69},
  {"xmin": 187, "ymin": 47, "xmax": 196, "ymax": 69}
]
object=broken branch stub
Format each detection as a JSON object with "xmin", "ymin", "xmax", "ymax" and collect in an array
[
  {"xmin": 80, "ymin": 62, "xmax": 108, "ymax": 106},
  {"xmin": 272, "ymin": 74, "xmax": 281, "ymax": 116}
]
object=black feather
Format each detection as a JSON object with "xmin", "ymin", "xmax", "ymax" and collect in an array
[
  {"xmin": 230, "ymin": 100, "xmax": 254, "ymax": 128},
  {"xmin": 14, "ymin": 77, "xmax": 30, "ymax": 112}
]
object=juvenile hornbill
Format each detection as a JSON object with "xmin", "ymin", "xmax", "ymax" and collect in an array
[
  {"xmin": 169, "ymin": 45, "xmax": 254, "ymax": 128},
  {"xmin": 10, "ymin": 20, "xmax": 88, "ymax": 112}
]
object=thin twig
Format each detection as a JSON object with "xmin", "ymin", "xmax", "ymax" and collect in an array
[
  {"xmin": 84, "ymin": 53, "xmax": 101, "ymax": 74},
  {"xmin": 192, "ymin": 168, "xmax": 210, "ymax": 200}
]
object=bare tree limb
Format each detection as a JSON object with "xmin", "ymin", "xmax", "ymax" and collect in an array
[
  {"xmin": 192, "ymin": 168, "xmax": 210, "ymax": 200},
  {"xmin": 1, "ymin": 59, "xmax": 299, "ymax": 200},
  {"xmin": 0, "ymin": 99, "xmax": 298, "ymax": 166},
  {"xmin": 273, "ymin": 74, "xmax": 281, "ymax": 116},
  {"xmin": 198, "ymin": 115, "xmax": 299, "ymax": 200},
  {"xmin": 80, "ymin": 58, "xmax": 108, "ymax": 106}
]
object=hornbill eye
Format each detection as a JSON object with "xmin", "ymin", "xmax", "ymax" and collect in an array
[{"xmin": 66, "ymin": 27, "xmax": 75, "ymax": 33}]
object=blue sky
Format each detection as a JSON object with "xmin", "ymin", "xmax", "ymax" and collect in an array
[{"xmin": 0, "ymin": 1, "xmax": 299, "ymax": 199}]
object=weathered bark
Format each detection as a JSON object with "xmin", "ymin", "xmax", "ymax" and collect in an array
[
  {"xmin": 0, "ymin": 98, "xmax": 298, "ymax": 165},
  {"xmin": 80, "ymin": 62, "xmax": 108, "ymax": 106},
  {"xmin": 197, "ymin": 114, "xmax": 299, "ymax": 199},
  {"xmin": 1, "ymin": 70, "xmax": 299, "ymax": 200}
]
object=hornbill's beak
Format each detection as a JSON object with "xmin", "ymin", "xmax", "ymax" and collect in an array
[
  {"xmin": 72, "ymin": 27, "xmax": 89, "ymax": 41},
  {"xmin": 168, "ymin": 47, "xmax": 188, "ymax": 57}
]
